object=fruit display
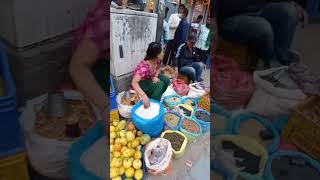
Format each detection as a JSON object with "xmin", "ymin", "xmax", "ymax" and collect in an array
[
  {"xmin": 163, "ymin": 132, "xmax": 184, "ymax": 151},
  {"xmin": 164, "ymin": 112, "xmax": 181, "ymax": 128},
  {"xmin": 182, "ymin": 118, "xmax": 200, "ymax": 134},
  {"xmin": 110, "ymin": 118, "xmax": 150, "ymax": 179},
  {"xmin": 34, "ymin": 100, "xmax": 96, "ymax": 141}
]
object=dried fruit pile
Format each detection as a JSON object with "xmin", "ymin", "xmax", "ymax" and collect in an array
[
  {"xmin": 163, "ymin": 132, "xmax": 184, "ymax": 151},
  {"xmin": 195, "ymin": 111, "xmax": 210, "ymax": 122},
  {"xmin": 182, "ymin": 119, "xmax": 200, "ymax": 133},
  {"xmin": 34, "ymin": 100, "xmax": 96, "ymax": 141},
  {"xmin": 121, "ymin": 93, "xmax": 140, "ymax": 106},
  {"xmin": 164, "ymin": 113, "xmax": 180, "ymax": 128}
]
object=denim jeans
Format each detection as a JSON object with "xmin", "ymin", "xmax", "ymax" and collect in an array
[
  {"xmin": 179, "ymin": 62, "xmax": 205, "ymax": 82},
  {"xmin": 219, "ymin": 2, "xmax": 298, "ymax": 65}
]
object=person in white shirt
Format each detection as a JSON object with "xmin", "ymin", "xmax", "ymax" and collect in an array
[
  {"xmin": 163, "ymin": 4, "xmax": 186, "ymax": 65},
  {"xmin": 190, "ymin": 15, "xmax": 203, "ymax": 36},
  {"xmin": 195, "ymin": 18, "xmax": 210, "ymax": 64}
]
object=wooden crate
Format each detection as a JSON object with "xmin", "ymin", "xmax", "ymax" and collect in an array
[
  {"xmin": 217, "ymin": 37, "xmax": 257, "ymax": 71},
  {"xmin": 281, "ymin": 96, "xmax": 320, "ymax": 161}
]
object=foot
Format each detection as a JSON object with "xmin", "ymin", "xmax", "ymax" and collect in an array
[{"xmin": 288, "ymin": 50, "xmax": 301, "ymax": 63}]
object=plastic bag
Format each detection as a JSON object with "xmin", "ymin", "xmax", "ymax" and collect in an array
[
  {"xmin": 172, "ymin": 79, "xmax": 190, "ymax": 96},
  {"xmin": 144, "ymin": 138, "xmax": 173, "ymax": 176},
  {"xmin": 187, "ymin": 82, "xmax": 206, "ymax": 98},
  {"xmin": 116, "ymin": 91, "xmax": 134, "ymax": 118},
  {"xmin": 19, "ymin": 91, "xmax": 101, "ymax": 179},
  {"xmin": 212, "ymin": 55, "xmax": 254, "ymax": 110},
  {"xmin": 246, "ymin": 66, "xmax": 306, "ymax": 118}
]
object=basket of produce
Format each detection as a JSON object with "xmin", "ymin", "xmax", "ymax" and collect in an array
[
  {"xmin": 144, "ymin": 138, "xmax": 173, "ymax": 176},
  {"xmin": 281, "ymin": 96, "xmax": 320, "ymax": 161},
  {"xmin": 193, "ymin": 109, "xmax": 210, "ymax": 133},
  {"xmin": 163, "ymin": 95, "xmax": 182, "ymax": 109},
  {"xmin": 180, "ymin": 117, "xmax": 202, "ymax": 142},
  {"xmin": 182, "ymin": 97, "xmax": 198, "ymax": 110},
  {"xmin": 20, "ymin": 91, "xmax": 100, "ymax": 179},
  {"xmin": 213, "ymin": 135, "xmax": 268, "ymax": 178},
  {"xmin": 131, "ymin": 99, "xmax": 164, "ymax": 137},
  {"xmin": 109, "ymin": 118, "xmax": 150, "ymax": 180},
  {"xmin": 161, "ymin": 130, "xmax": 188, "ymax": 159},
  {"xmin": 264, "ymin": 151, "xmax": 320, "ymax": 180},
  {"xmin": 176, "ymin": 104, "xmax": 194, "ymax": 118},
  {"xmin": 116, "ymin": 90, "xmax": 140, "ymax": 118},
  {"xmin": 164, "ymin": 111, "xmax": 183, "ymax": 131},
  {"xmin": 229, "ymin": 113, "xmax": 280, "ymax": 154}
]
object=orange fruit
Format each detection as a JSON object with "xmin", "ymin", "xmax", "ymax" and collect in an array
[
  {"xmin": 127, "ymin": 122, "xmax": 135, "ymax": 131},
  {"xmin": 114, "ymin": 143, "xmax": 122, "ymax": 152}
]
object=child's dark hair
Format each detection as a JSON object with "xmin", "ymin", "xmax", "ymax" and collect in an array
[{"xmin": 145, "ymin": 42, "xmax": 162, "ymax": 60}]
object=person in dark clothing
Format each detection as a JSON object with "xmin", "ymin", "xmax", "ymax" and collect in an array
[
  {"xmin": 216, "ymin": 0, "xmax": 306, "ymax": 67},
  {"xmin": 174, "ymin": 34, "xmax": 205, "ymax": 82},
  {"xmin": 173, "ymin": 7, "xmax": 190, "ymax": 54}
]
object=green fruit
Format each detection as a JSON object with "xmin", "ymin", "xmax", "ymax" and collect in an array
[{"xmin": 140, "ymin": 134, "xmax": 151, "ymax": 145}]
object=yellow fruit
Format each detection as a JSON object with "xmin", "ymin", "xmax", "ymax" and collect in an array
[
  {"xmin": 125, "ymin": 167, "xmax": 135, "ymax": 178},
  {"xmin": 117, "ymin": 121, "xmax": 126, "ymax": 131},
  {"xmin": 122, "ymin": 158, "xmax": 133, "ymax": 169},
  {"xmin": 110, "ymin": 158, "xmax": 116, "ymax": 168},
  {"xmin": 113, "ymin": 151, "xmax": 121, "ymax": 158},
  {"xmin": 110, "ymin": 138, "xmax": 114, "ymax": 144},
  {"xmin": 131, "ymin": 139, "xmax": 140, "ymax": 148},
  {"xmin": 127, "ymin": 122, "xmax": 135, "ymax": 131},
  {"xmin": 110, "ymin": 154, "xmax": 113, "ymax": 161},
  {"xmin": 136, "ymin": 145, "xmax": 142, "ymax": 151},
  {"xmin": 121, "ymin": 146, "xmax": 127, "ymax": 153},
  {"xmin": 134, "ymin": 169, "xmax": 143, "ymax": 180},
  {"xmin": 110, "ymin": 132, "xmax": 117, "ymax": 139},
  {"xmin": 126, "ymin": 131, "xmax": 135, "ymax": 142},
  {"xmin": 113, "ymin": 121, "xmax": 119, "ymax": 127},
  {"xmin": 119, "ymin": 137, "xmax": 127, "ymax": 146},
  {"xmin": 110, "ymin": 145, "xmax": 114, "ymax": 152},
  {"xmin": 118, "ymin": 167, "xmax": 125, "ymax": 176},
  {"xmin": 119, "ymin": 130, "xmax": 126, "ymax": 138},
  {"xmin": 140, "ymin": 134, "xmax": 151, "ymax": 145},
  {"xmin": 110, "ymin": 126, "xmax": 116, "ymax": 132},
  {"xmin": 111, "ymin": 176, "xmax": 122, "ymax": 180},
  {"xmin": 115, "ymin": 138, "xmax": 121, "ymax": 144},
  {"xmin": 110, "ymin": 167, "xmax": 119, "ymax": 178},
  {"xmin": 123, "ymin": 149, "xmax": 132, "ymax": 158},
  {"xmin": 127, "ymin": 142, "xmax": 132, "ymax": 149},
  {"xmin": 134, "ymin": 151, "xmax": 142, "ymax": 159},
  {"xmin": 114, "ymin": 143, "xmax": 122, "ymax": 152},
  {"xmin": 133, "ymin": 159, "xmax": 142, "ymax": 170},
  {"xmin": 137, "ymin": 131, "xmax": 143, "ymax": 137},
  {"xmin": 124, "ymin": 178, "xmax": 133, "ymax": 180},
  {"xmin": 114, "ymin": 158, "xmax": 123, "ymax": 168}
]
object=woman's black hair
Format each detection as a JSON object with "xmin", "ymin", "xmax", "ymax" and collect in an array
[{"xmin": 145, "ymin": 42, "xmax": 162, "ymax": 60}]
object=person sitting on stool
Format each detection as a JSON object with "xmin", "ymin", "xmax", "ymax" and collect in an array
[{"xmin": 173, "ymin": 34, "xmax": 205, "ymax": 83}]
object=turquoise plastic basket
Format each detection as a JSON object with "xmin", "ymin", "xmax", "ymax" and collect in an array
[
  {"xmin": 180, "ymin": 116, "xmax": 202, "ymax": 142},
  {"xmin": 193, "ymin": 109, "xmax": 210, "ymax": 133}
]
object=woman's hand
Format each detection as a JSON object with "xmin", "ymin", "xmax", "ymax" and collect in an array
[
  {"xmin": 142, "ymin": 94, "xmax": 150, "ymax": 108},
  {"xmin": 152, "ymin": 76, "xmax": 160, "ymax": 84}
]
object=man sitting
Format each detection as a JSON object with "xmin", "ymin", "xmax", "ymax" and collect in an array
[{"xmin": 174, "ymin": 34, "xmax": 205, "ymax": 82}]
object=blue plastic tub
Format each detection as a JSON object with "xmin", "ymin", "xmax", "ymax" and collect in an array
[
  {"xmin": 68, "ymin": 121, "xmax": 104, "ymax": 180},
  {"xmin": 131, "ymin": 99, "xmax": 164, "ymax": 137},
  {"xmin": 110, "ymin": 76, "xmax": 117, "ymax": 111},
  {"xmin": 193, "ymin": 109, "xmax": 210, "ymax": 133},
  {"xmin": 264, "ymin": 151, "xmax": 320, "ymax": 180},
  {"xmin": 0, "ymin": 45, "xmax": 23, "ymax": 157},
  {"xmin": 228, "ymin": 113, "xmax": 280, "ymax": 154}
]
